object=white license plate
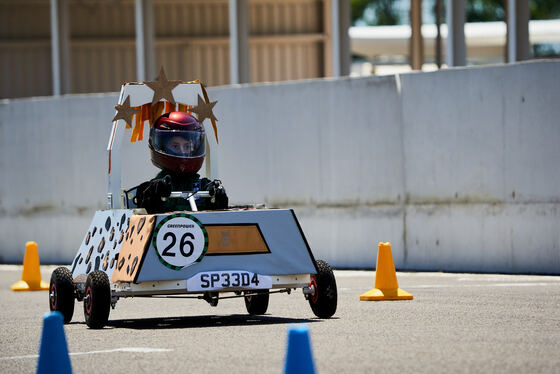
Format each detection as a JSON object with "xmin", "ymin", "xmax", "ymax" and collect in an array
[{"xmin": 186, "ymin": 271, "xmax": 272, "ymax": 291}]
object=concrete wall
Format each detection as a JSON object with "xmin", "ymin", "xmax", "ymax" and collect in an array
[{"xmin": 1, "ymin": 60, "xmax": 559, "ymax": 273}]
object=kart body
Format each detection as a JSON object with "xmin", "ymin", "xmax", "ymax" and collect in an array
[{"xmin": 71, "ymin": 206, "xmax": 317, "ymax": 299}]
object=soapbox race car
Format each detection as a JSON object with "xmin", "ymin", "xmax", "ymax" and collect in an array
[{"xmin": 48, "ymin": 75, "xmax": 337, "ymax": 329}]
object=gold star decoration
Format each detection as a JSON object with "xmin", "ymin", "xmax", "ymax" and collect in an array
[
  {"xmin": 145, "ymin": 67, "xmax": 181, "ymax": 106},
  {"xmin": 191, "ymin": 94, "xmax": 218, "ymax": 124},
  {"xmin": 112, "ymin": 95, "xmax": 140, "ymax": 128}
]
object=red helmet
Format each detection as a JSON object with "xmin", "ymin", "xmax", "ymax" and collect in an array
[{"xmin": 149, "ymin": 112, "xmax": 206, "ymax": 173}]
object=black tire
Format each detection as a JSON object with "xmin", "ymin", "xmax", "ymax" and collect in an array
[
  {"xmin": 83, "ymin": 270, "xmax": 111, "ymax": 329},
  {"xmin": 308, "ymin": 260, "xmax": 337, "ymax": 318},
  {"xmin": 49, "ymin": 267, "xmax": 75, "ymax": 324},
  {"xmin": 244, "ymin": 290, "xmax": 269, "ymax": 315}
]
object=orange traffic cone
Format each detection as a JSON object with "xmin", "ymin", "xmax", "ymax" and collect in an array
[
  {"xmin": 360, "ymin": 242, "xmax": 413, "ymax": 301},
  {"xmin": 11, "ymin": 242, "xmax": 49, "ymax": 291}
]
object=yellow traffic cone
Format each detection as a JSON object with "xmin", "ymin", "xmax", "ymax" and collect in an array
[
  {"xmin": 360, "ymin": 242, "xmax": 413, "ymax": 301},
  {"xmin": 11, "ymin": 242, "xmax": 49, "ymax": 291}
]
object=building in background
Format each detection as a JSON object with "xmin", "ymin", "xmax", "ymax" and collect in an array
[
  {"xmin": 0, "ymin": 0, "xmax": 351, "ymax": 99},
  {"xmin": 1, "ymin": 0, "xmax": 554, "ymax": 98}
]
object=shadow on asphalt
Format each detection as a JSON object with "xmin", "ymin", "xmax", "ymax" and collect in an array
[{"xmin": 104, "ymin": 314, "xmax": 323, "ymax": 330}]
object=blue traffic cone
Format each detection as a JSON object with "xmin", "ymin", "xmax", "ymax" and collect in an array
[
  {"xmin": 283, "ymin": 324, "xmax": 316, "ymax": 374},
  {"xmin": 37, "ymin": 312, "xmax": 72, "ymax": 374}
]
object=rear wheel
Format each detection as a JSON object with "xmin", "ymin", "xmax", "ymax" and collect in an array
[
  {"xmin": 308, "ymin": 260, "xmax": 337, "ymax": 318},
  {"xmin": 83, "ymin": 270, "xmax": 111, "ymax": 329},
  {"xmin": 49, "ymin": 267, "xmax": 75, "ymax": 324},
  {"xmin": 244, "ymin": 290, "xmax": 269, "ymax": 315}
]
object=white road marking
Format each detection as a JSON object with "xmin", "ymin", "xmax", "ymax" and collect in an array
[
  {"xmin": 0, "ymin": 264, "xmax": 63, "ymax": 271},
  {"xmin": 407, "ymin": 282, "xmax": 559, "ymax": 289},
  {"xmin": 343, "ymin": 282, "xmax": 560, "ymax": 292},
  {"xmin": 334, "ymin": 271, "xmax": 560, "ymax": 283},
  {"xmin": 0, "ymin": 347, "xmax": 173, "ymax": 361},
  {"xmin": 334, "ymin": 271, "xmax": 374, "ymax": 277}
]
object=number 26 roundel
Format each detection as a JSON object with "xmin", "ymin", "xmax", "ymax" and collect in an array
[{"xmin": 152, "ymin": 214, "xmax": 209, "ymax": 270}]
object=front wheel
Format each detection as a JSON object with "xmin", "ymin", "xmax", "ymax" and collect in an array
[
  {"xmin": 308, "ymin": 260, "xmax": 337, "ymax": 318},
  {"xmin": 244, "ymin": 290, "xmax": 269, "ymax": 315},
  {"xmin": 49, "ymin": 267, "xmax": 75, "ymax": 324},
  {"xmin": 83, "ymin": 270, "xmax": 111, "ymax": 329}
]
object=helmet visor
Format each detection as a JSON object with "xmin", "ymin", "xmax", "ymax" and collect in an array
[{"xmin": 152, "ymin": 129, "xmax": 205, "ymax": 158}]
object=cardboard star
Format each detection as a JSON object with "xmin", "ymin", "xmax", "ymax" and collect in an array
[
  {"xmin": 145, "ymin": 67, "xmax": 180, "ymax": 106},
  {"xmin": 191, "ymin": 94, "xmax": 218, "ymax": 124},
  {"xmin": 112, "ymin": 95, "xmax": 140, "ymax": 128}
]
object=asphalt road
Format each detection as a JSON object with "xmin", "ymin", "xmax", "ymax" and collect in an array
[{"xmin": 1, "ymin": 265, "xmax": 559, "ymax": 374}]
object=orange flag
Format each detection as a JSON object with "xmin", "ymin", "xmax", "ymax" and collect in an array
[
  {"xmin": 150, "ymin": 102, "xmax": 164, "ymax": 126},
  {"xmin": 178, "ymin": 104, "xmax": 193, "ymax": 114},
  {"xmin": 165, "ymin": 101, "xmax": 176, "ymax": 113},
  {"xmin": 130, "ymin": 110, "xmax": 142, "ymax": 142},
  {"xmin": 142, "ymin": 103, "xmax": 150, "ymax": 122},
  {"xmin": 130, "ymin": 104, "xmax": 156, "ymax": 142}
]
